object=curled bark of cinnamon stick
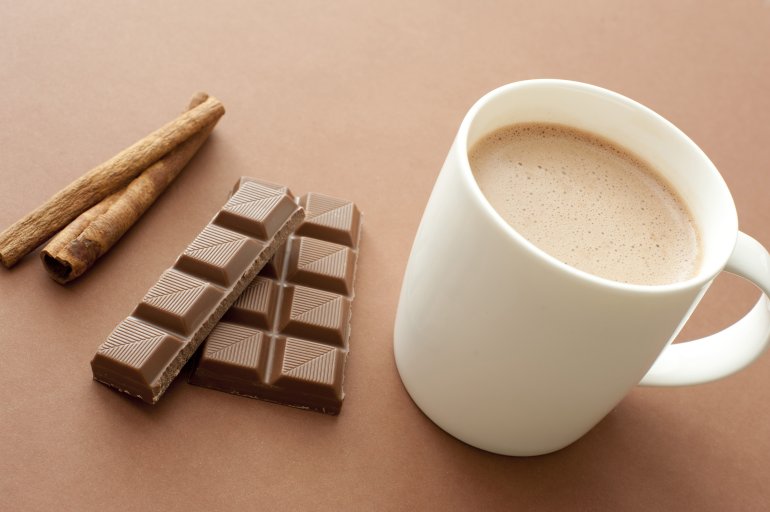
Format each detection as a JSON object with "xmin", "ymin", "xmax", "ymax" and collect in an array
[
  {"xmin": 0, "ymin": 94, "xmax": 225, "ymax": 268},
  {"xmin": 40, "ymin": 93, "xmax": 220, "ymax": 284}
]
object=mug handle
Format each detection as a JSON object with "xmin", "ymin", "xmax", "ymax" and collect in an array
[{"xmin": 641, "ymin": 232, "xmax": 770, "ymax": 386}]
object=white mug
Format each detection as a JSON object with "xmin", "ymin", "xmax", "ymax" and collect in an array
[{"xmin": 393, "ymin": 79, "xmax": 770, "ymax": 456}]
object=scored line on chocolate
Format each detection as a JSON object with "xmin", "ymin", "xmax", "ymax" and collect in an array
[
  {"xmin": 264, "ymin": 231, "xmax": 294, "ymax": 383},
  {"xmin": 90, "ymin": 178, "xmax": 305, "ymax": 404}
]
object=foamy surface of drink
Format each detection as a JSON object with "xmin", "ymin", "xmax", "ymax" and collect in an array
[{"xmin": 469, "ymin": 122, "xmax": 701, "ymax": 285}]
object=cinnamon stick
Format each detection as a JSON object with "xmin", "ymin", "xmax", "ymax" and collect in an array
[
  {"xmin": 40, "ymin": 93, "xmax": 220, "ymax": 284},
  {"xmin": 0, "ymin": 95, "xmax": 225, "ymax": 268}
]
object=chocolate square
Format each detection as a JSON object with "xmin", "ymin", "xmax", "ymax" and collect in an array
[
  {"xmin": 276, "ymin": 284, "xmax": 350, "ymax": 348},
  {"xmin": 270, "ymin": 336, "xmax": 345, "ymax": 401},
  {"xmin": 92, "ymin": 318, "xmax": 185, "ymax": 401},
  {"xmin": 133, "ymin": 269, "xmax": 224, "ymax": 336},
  {"xmin": 215, "ymin": 181, "xmax": 300, "ymax": 240},
  {"xmin": 285, "ymin": 236, "xmax": 356, "ymax": 295},
  {"xmin": 295, "ymin": 193, "xmax": 361, "ymax": 247},
  {"xmin": 195, "ymin": 322, "xmax": 269, "ymax": 384},
  {"xmin": 222, "ymin": 276, "xmax": 279, "ymax": 330},
  {"xmin": 175, "ymin": 224, "xmax": 264, "ymax": 287}
]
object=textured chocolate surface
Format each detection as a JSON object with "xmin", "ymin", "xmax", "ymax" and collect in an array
[
  {"xmin": 90, "ymin": 179, "xmax": 305, "ymax": 404},
  {"xmin": 189, "ymin": 180, "xmax": 361, "ymax": 414}
]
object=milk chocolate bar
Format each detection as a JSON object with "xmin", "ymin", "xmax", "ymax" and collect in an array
[
  {"xmin": 90, "ymin": 179, "xmax": 305, "ymax": 404},
  {"xmin": 189, "ymin": 179, "xmax": 362, "ymax": 414}
]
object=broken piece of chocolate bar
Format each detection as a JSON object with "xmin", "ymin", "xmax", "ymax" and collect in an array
[{"xmin": 91, "ymin": 178, "xmax": 305, "ymax": 404}]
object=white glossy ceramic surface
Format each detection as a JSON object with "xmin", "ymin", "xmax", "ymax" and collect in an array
[{"xmin": 393, "ymin": 80, "xmax": 770, "ymax": 456}]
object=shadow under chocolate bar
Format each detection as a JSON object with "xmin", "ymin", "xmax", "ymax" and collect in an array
[
  {"xmin": 90, "ymin": 178, "xmax": 305, "ymax": 404},
  {"xmin": 189, "ymin": 178, "xmax": 362, "ymax": 415}
]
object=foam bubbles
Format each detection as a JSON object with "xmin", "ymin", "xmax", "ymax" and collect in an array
[{"xmin": 469, "ymin": 122, "xmax": 701, "ymax": 285}]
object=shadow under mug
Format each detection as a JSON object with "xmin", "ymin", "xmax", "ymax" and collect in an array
[{"xmin": 393, "ymin": 79, "xmax": 770, "ymax": 456}]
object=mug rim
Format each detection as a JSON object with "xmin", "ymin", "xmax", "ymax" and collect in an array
[{"xmin": 456, "ymin": 79, "xmax": 739, "ymax": 294}]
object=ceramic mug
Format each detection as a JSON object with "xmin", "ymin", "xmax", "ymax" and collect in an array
[{"xmin": 393, "ymin": 79, "xmax": 770, "ymax": 456}]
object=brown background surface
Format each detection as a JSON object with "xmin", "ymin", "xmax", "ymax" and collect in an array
[{"xmin": 1, "ymin": 1, "xmax": 769, "ymax": 510}]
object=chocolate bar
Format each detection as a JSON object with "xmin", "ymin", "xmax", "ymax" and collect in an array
[
  {"xmin": 189, "ymin": 179, "xmax": 362, "ymax": 414},
  {"xmin": 90, "ymin": 179, "xmax": 305, "ymax": 404}
]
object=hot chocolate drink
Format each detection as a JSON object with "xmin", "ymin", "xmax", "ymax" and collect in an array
[{"xmin": 469, "ymin": 122, "xmax": 701, "ymax": 285}]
